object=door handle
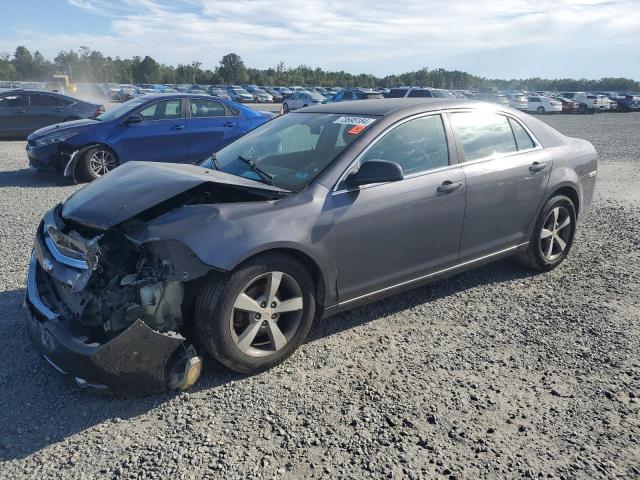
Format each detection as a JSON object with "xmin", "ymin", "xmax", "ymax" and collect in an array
[
  {"xmin": 223, "ymin": 122, "xmax": 235, "ymax": 127},
  {"xmin": 55, "ymin": 108, "xmax": 65, "ymax": 112},
  {"xmin": 437, "ymin": 181, "xmax": 463, "ymax": 194},
  {"xmin": 16, "ymin": 109, "xmax": 26, "ymax": 114},
  {"xmin": 171, "ymin": 124, "xmax": 185, "ymax": 130},
  {"xmin": 529, "ymin": 161, "xmax": 546, "ymax": 172}
]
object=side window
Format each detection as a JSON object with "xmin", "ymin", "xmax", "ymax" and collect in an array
[
  {"xmin": 408, "ymin": 89, "xmax": 432, "ymax": 98},
  {"xmin": 450, "ymin": 112, "xmax": 517, "ymax": 161},
  {"xmin": 508, "ymin": 118, "xmax": 535, "ymax": 150},
  {"xmin": 190, "ymin": 99, "xmax": 225, "ymax": 118},
  {"xmin": 0, "ymin": 94, "xmax": 28, "ymax": 108},
  {"xmin": 138, "ymin": 99, "xmax": 182, "ymax": 121},
  {"xmin": 360, "ymin": 115, "xmax": 449, "ymax": 176},
  {"xmin": 342, "ymin": 92, "xmax": 353, "ymax": 100},
  {"xmin": 29, "ymin": 94, "xmax": 62, "ymax": 107}
]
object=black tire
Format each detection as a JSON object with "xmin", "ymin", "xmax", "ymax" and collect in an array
[
  {"xmin": 578, "ymin": 104, "xmax": 587, "ymax": 114},
  {"xmin": 77, "ymin": 146, "xmax": 118, "ymax": 182},
  {"xmin": 195, "ymin": 253, "xmax": 316, "ymax": 373},
  {"xmin": 303, "ymin": 104, "xmax": 309, "ymax": 108},
  {"xmin": 283, "ymin": 103, "xmax": 290, "ymax": 113},
  {"xmin": 536, "ymin": 106, "xmax": 545, "ymax": 114},
  {"xmin": 517, "ymin": 195, "xmax": 577, "ymax": 271}
]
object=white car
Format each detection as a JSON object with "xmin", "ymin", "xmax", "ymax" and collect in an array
[
  {"xmin": 504, "ymin": 93, "xmax": 528, "ymax": 110},
  {"xmin": 526, "ymin": 95, "xmax": 562, "ymax": 114},
  {"xmin": 558, "ymin": 92, "xmax": 602, "ymax": 113},
  {"xmin": 283, "ymin": 91, "xmax": 325, "ymax": 112}
]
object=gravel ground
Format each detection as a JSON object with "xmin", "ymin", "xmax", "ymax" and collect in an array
[{"xmin": 0, "ymin": 113, "xmax": 639, "ymax": 479}]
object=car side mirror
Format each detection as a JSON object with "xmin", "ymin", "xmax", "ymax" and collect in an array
[
  {"xmin": 347, "ymin": 160, "xmax": 404, "ymax": 187},
  {"xmin": 125, "ymin": 114, "xmax": 142, "ymax": 125}
]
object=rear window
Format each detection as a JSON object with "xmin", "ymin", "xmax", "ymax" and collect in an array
[
  {"xmin": 450, "ymin": 112, "xmax": 517, "ymax": 161},
  {"xmin": 190, "ymin": 98, "xmax": 226, "ymax": 118},
  {"xmin": 508, "ymin": 118, "xmax": 535, "ymax": 150},
  {"xmin": 407, "ymin": 89, "xmax": 433, "ymax": 98},
  {"xmin": 29, "ymin": 94, "xmax": 63, "ymax": 107},
  {"xmin": 387, "ymin": 89, "xmax": 407, "ymax": 98}
]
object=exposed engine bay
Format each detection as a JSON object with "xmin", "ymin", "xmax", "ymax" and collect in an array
[{"xmin": 26, "ymin": 172, "xmax": 285, "ymax": 395}]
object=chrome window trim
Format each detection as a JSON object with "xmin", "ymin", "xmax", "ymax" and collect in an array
[
  {"xmin": 338, "ymin": 242, "xmax": 529, "ymax": 306},
  {"xmin": 332, "ymin": 108, "xmax": 543, "ymax": 196}
]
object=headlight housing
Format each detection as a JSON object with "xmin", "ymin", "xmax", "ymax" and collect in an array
[{"xmin": 34, "ymin": 132, "xmax": 78, "ymax": 147}]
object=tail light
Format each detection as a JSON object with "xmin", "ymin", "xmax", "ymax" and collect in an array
[{"xmin": 94, "ymin": 106, "xmax": 105, "ymax": 118}]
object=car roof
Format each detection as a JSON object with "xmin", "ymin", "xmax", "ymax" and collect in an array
[
  {"xmin": 2, "ymin": 89, "xmax": 65, "ymax": 96},
  {"xmin": 301, "ymin": 98, "xmax": 478, "ymax": 116}
]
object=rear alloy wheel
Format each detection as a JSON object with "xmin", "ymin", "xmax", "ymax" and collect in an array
[
  {"xmin": 517, "ymin": 195, "xmax": 576, "ymax": 271},
  {"xmin": 78, "ymin": 147, "xmax": 118, "ymax": 181},
  {"xmin": 537, "ymin": 106, "xmax": 546, "ymax": 114},
  {"xmin": 195, "ymin": 254, "xmax": 316, "ymax": 373}
]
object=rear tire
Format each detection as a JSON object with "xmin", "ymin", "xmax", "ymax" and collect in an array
[
  {"xmin": 195, "ymin": 253, "xmax": 316, "ymax": 373},
  {"xmin": 517, "ymin": 195, "xmax": 576, "ymax": 271},
  {"xmin": 283, "ymin": 103, "xmax": 290, "ymax": 113},
  {"xmin": 77, "ymin": 146, "xmax": 118, "ymax": 182}
]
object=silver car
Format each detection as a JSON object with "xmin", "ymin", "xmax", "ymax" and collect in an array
[
  {"xmin": 24, "ymin": 98, "xmax": 597, "ymax": 394},
  {"xmin": 283, "ymin": 91, "xmax": 325, "ymax": 112}
]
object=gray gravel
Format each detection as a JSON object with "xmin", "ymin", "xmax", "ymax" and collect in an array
[{"xmin": 1, "ymin": 113, "xmax": 639, "ymax": 479}]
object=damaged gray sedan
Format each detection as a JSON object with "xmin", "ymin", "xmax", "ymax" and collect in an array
[{"xmin": 25, "ymin": 99, "xmax": 597, "ymax": 395}]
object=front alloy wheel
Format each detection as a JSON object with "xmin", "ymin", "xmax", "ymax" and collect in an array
[
  {"xmin": 195, "ymin": 253, "xmax": 316, "ymax": 373},
  {"xmin": 78, "ymin": 147, "xmax": 118, "ymax": 181},
  {"xmin": 231, "ymin": 271, "xmax": 303, "ymax": 357}
]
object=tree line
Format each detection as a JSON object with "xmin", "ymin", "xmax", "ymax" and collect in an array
[{"xmin": 1, "ymin": 45, "xmax": 638, "ymax": 92}]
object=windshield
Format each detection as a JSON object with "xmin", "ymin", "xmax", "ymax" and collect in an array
[
  {"xmin": 96, "ymin": 97, "xmax": 148, "ymax": 121},
  {"xmin": 200, "ymin": 112, "xmax": 378, "ymax": 191}
]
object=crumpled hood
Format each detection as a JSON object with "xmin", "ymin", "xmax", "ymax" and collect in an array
[
  {"xmin": 61, "ymin": 161, "xmax": 287, "ymax": 230},
  {"xmin": 29, "ymin": 119, "xmax": 99, "ymax": 139}
]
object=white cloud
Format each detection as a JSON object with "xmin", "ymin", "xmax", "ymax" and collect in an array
[{"xmin": 2, "ymin": 0, "xmax": 638, "ymax": 78}]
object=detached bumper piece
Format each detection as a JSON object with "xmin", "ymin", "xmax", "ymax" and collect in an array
[{"xmin": 24, "ymin": 244, "xmax": 194, "ymax": 396}]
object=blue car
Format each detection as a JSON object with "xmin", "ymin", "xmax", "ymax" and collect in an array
[{"xmin": 26, "ymin": 94, "xmax": 273, "ymax": 181}]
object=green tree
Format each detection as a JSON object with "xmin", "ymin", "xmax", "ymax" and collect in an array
[
  {"xmin": 0, "ymin": 52, "xmax": 16, "ymax": 80},
  {"xmin": 218, "ymin": 53, "xmax": 249, "ymax": 84},
  {"xmin": 12, "ymin": 46, "xmax": 34, "ymax": 80}
]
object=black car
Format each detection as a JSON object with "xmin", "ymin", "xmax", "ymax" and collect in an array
[{"xmin": 0, "ymin": 90, "xmax": 103, "ymax": 138}]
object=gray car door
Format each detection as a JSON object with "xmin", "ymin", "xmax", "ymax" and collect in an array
[
  {"xmin": 0, "ymin": 93, "xmax": 30, "ymax": 135},
  {"xmin": 449, "ymin": 111, "xmax": 553, "ymax": 261},
  {"xmin": 332, "ymin": 114, "xmax": 466, "ymax": 301},
  {"xmin": 27, "ymin": 93, "xmax": 68, "ymax": 130}
]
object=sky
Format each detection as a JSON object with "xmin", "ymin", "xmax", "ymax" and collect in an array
[{"xmin": 0, "ymin": 0, "xmax": 638, "ymax": 79}]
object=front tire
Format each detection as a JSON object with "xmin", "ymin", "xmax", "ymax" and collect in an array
[
  {"xmin": 77, "ymin": 146, "xmax": 118, "ymax": 181},
  {"xmin": 195, "ymin": 254, "xmax": 316, "ymax": 373},
  {"xmin": 537, "ymin": 106, "xmax": 545, "ymax": 114},
  {"xmin": 517, "ymin": 195, "xmax": 576, "ymax": 271}
]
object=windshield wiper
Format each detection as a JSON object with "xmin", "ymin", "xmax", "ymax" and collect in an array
[{"xmin": 237, "ymin": 155, "xmax": 275, "ymax": 186}]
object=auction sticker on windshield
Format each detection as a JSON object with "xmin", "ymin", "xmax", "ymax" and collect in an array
[{"xmin": 333, "ymin": 116, "xmax": 376, "ymax": 126}]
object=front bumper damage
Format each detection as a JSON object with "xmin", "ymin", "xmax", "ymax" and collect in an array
[{"xmin": 24, "ymin": 208, "xmax": 203, "ymax": 396}]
